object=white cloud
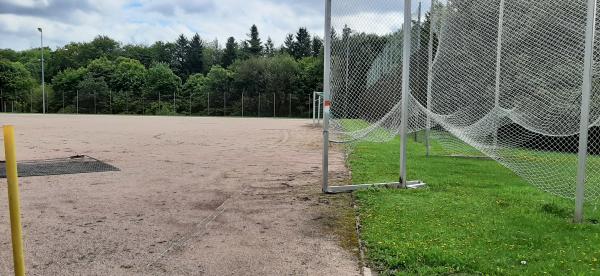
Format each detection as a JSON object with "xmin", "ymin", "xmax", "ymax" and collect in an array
[{"xmin": 0, "ymin": 0, "xmax": 432, "ymax": 50}]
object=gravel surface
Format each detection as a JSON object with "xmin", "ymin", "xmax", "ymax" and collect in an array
[{"xmin": 0, "ymin": 114, "xmax": 358, "ymax": 275}]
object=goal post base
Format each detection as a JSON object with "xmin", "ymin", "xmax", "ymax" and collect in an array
[{"xmin": 325, "ymin": 180, "xmax": 426, "ymax": 194}]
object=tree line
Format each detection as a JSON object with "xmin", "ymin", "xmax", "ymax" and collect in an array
[{"xmin": 0, "ymin": 24, "xmax": 323, "ymax": 116}]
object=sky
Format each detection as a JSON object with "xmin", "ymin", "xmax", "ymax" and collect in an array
[{"xmin": 0, "ymin": 0, "xmax": 431, "ymax": 51}]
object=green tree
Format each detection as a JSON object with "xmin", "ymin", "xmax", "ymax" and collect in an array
[
  {"xmin": 283, "ymin": 33, "xmax": 294, "ymax": 55},
  {"xmin": 222, "ymin": 37, "xmax": 238, "ymax": 67},
  {"xmin": 51, "ymin": 67, "xmax": 87, "ymax": 112},
  {"xmin": 247, "ymin": 24, "xmax": 263, "ymax": 56},
  {"xmin": 145, "ymin": 63, "xmax": 181, "ymax": 115},
  {"xmin": 183, "ymin": 73, "xmax": 208, "ymax": 115},
  {"xmin": 265, "ymin": 37, "xmax": 275, "ymax": 56},
  {"xmin": 187, "ymin": 33, "xmax": 204, "ymax": 76},
  {"xmin": 77, "ymin": 73, "xmax": 109, "ymax": 114},
  {"xmin": 292, "ymin": 27, "xmax": 311, "ymax": 59},
  {"xmin": 112, "ymin": 57, "xmax": 147, "ymax": 113},
  {"xmin": 172, "ymin": 34, "xmax": 190, "ymax": 79},
  {"xmin": 0, "ymin": 60, "xmax": 35, "ymax": 112},
  {"xmin": 205, "ymin": 65, "xmax": 232, "ymax": 115},
  {"xmin": 311, "ymin": 36, "xmax": 323, "ymax": 57}
]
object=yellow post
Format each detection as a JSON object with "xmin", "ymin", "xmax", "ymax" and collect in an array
[{"xmin": 3, "ymin": 125, "xmax": 26, "ymax": 276}]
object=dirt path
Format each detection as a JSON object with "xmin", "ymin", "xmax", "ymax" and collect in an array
[{"xmin": 0, "ymin": 114, "xmax": 358, "ymax": 275}]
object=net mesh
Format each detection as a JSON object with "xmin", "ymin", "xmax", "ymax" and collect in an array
[{"xmin": 329, "ymin": 0, "xmax": 600, "ymax": 200}]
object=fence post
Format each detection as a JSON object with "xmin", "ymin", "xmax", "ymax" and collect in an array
[
  {"xmin": 322, "ymin": 0, "xmax": 332, "ymax": 193},
  {"xmin": 399, "ymin": 0, "xmax": 413, "ymax": 188},
  {"xmin": 574, "ymin": 0, "xmax": 597, "ymax": 223},
  {"xmin": 493, "ymin": 0, "xmax": 506, "ymax": 147},
  {"xmin": 425, "ymin": 0, "xmax": 437, "ymax": 157}
]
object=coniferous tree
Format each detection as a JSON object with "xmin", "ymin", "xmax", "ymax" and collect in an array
[
  {"xmin": 173, "ymin": 34, "xmax": 190, "ymax": 79},
  {"xmin": 187, "ymin": 33, "xmax": 204, "ymax": 76},
  {"xmin": 311, "ymin": 36, "xmax": 323, "ymax": 57},
  {"xmin": 283, "ymin": 33, "xmax": 295, "ymax": 55},
  {"xmin": 247, "ymin": 24, "xmax": 263, "ymax": 56},
  {"xmin": 265, "ymin": 37, "xmax": 275, "ymax": 56},
  {"xmin": 222, "ymin": 37, "xmax": 237, "ymax": 67},
  {"xmin": 292, "ymin": 27, "xmax": 311, "ymax": 59}
]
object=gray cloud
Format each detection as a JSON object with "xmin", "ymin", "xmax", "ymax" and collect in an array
[{"xmin": 0, "ymin": 0, "xmax": 99, "ymax": 22}]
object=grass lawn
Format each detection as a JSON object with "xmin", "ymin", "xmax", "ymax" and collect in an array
[{"xmin": 350, "ymin": 135, "xmax": 600, "ymax": 275}]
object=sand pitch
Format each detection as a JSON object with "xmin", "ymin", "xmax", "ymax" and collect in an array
[{"xmin": 0, "ymin": 114, "xmax": 358, "ymax": 275}]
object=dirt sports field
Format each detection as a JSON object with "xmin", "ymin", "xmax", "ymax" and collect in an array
[{"xmin": 0, "ymin": 114, "xmax": 359, "ymax": 275}]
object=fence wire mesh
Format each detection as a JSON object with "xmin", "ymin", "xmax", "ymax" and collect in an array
[{"xmin": 328, "ymin": 0, "xmax": 600, "ymax": 200}]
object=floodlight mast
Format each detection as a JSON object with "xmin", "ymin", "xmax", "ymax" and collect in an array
[
  {"xmin": 38, "ymin": 27, "xmax": 45, "ymax": 114},
  {"xmin": 574, "ymin": 0, "xmax": 597, "ymax": 223}
]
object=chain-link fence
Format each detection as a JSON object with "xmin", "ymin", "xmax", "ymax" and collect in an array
[{"xmin": 328, "ymin": 0, "xmax": 600, "ymax": 203}]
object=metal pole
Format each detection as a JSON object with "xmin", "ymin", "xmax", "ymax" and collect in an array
[
  {"xmin": 173, "ymin": 90, "xmax": 176, "ymax": 113},
  {"xmin": 413, "ymin": 1, "xmax": 422, "ymax": 142},
  {"xmin": 258, "ymin": 92, "xmax": 261, "ymax": 117},
  {"xmin": 125, "ymin": 90, "xmax": 129, "ymax": 113},
  {"xmin": 189, "ymin": 90, "xmax": 192, "ymax": 116},
  {"xmin": 62, "ymin": 90, "xmax": 65, "ymax": 112},
  {"xmin": 38, "ymin": 28, "xmax": 45, "ymax": 114},
  {"xmin": 30, "ymin": 89, "xmax": 32, "ymax": 113},
  {"xmin": 110, "ymin": 90, "xmax": 112, "ymax": 114},
  {"xmin": 313, "ymin": 91, "xmax": 316, "ymax": 125},
  {"xmin": 425, "ymin": 0, "xmax": 437, "ymax": 157},
  {"xmin": 94, "ymin": 92, "xmax": 97, "ymax": 114},
  {"xmin": 322, "ymin": 0, "xmax": 332, "ymax": 193},
  {"xmin": 224, "ymin": 90, "xmax": 226, "ymax": 116},
  {"xmin": 158, "ymin": 91, "xmax": 161, "ymax": 114},
  {"xmin": 207, "ymin": 92, "xmax": 210, "ymax": 116},
  {"xmin": 575, "ymin": 0, "xmax": 597, "ymax": 223},
  {"xmin": 399, "ymin": 0, "xmax": 413, "ymax": 188},
  {"xmin": 317, "ymin": 95, "xmax": 321, "ymax": 125},
  {"xmin": 273, "ymin": 93, "xmax": 276, "ymax": 118},
  {"xmin": 242, "ymin": 92, "xmax": 244, "ymax": 117},
  {"xmin": 76, "ymin": 89, "xmax": 79, "ymax": 114},
  {"xmin": 493, "ymin": 0, "xmax": 505, "ymax": 147},
  {"xmin": 289, "ymin": 93, "xmax": 292, "ymax": 117}
]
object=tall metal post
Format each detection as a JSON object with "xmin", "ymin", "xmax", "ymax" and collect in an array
[
  {"xmin": 399, "ymin": 0, "xmax": 413, "ymax": 188},
  {"xmin": 207, "ymin": 92, "xmax": 210, "ymax": 116},
  {"xmin": 258, "ymin": 92, "xmax": 261, "ymax": 117},
  {"xmin": 223, "ymin": 91, "xmax": 226, "ymax": 116},
  {"xmin": 94, "ymin": 92, "xmax": 97, "ymax": 114},
  {"xmin": 125, "ymin": 90, "xmax": 129, "ymax": 113},
  {"xmin": 30, "ymin": 89, "xmax": 32, "ymax": 113},
  {"xmin": 317, "ymin": 95, "xmax": 322, "ymax": 125},
  {"xmin": 322, "ymin": 0, "xmax": 332, "ymax": 193},
  {"xmin": 158, "ymin": 91, "xmax": 161, "ymax": 113},
  {"xmin": 110, "ymin": 90, "xmax": 112, "ymax": 114},
  {"xmin": 242, "ymin": 92, "xmax": 244, "ymax": 117},
  {"xmin": 493, "ymin": 0, "xmax": 505, "ymax": 146},
  {"xmin": 413, "ymin": 2, "xmax": 422, "ymax": 142},
  {"xmin": 62, "ymin": 90, "xmax": 65, "ymax": 113},
  {"xmin": 313, "ymin": 92, "xmax": 317, "ymax": 125},
  {"xmin": 189, "ymin": 91, "xmax": 192, "ymax": 116},
  {"xmin": 273, "ymin": 93, "xmax": 276, "ymax": 118},
  {"xmin": 575, "ymin": 0, "xmax": 597, "ymax": 223},
  {"xmin": 425, "ymin": 0, "xmax": 437, "ymax": 157},
  {"xmin": 173, "ymin": 90, "xmax": 176, "ymax": 113},
  {"xmin": 76, "ymin": 89, "xmax": 79, "ymax": 114},
  {"xmin": 289, "ymin": 93, "xmax": 292, "ymax": 117},
  {"xmin": 38, "ymin": 28, "xmax": 45, "ymax": 114}
]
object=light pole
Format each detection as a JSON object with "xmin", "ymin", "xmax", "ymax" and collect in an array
[{"xmin": 37, "ymin": 27, "xmax": 45, "ymax": 114}]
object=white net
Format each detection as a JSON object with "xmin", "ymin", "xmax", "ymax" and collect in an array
[{"xmin": 328, "ymin": 0, "xmax": 600, "ymax": 200}]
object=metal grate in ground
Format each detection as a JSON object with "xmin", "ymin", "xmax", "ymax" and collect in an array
[{"xmin": 0, "ymin": 155, "xmax": 119, "ymax": 178}]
